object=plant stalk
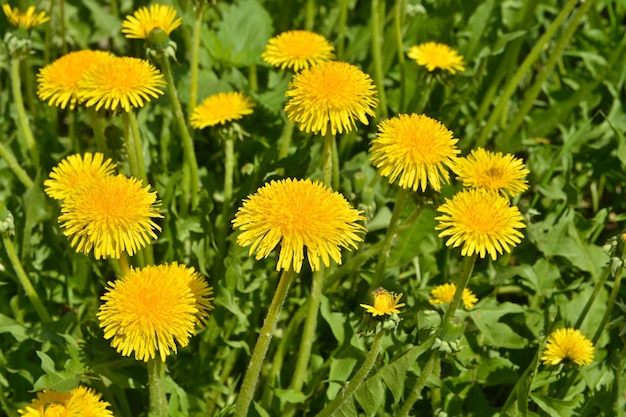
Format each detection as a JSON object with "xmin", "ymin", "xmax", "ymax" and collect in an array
[{"xmin": 148, "ymin": 358, "xmax": 168, "ymax": 417}]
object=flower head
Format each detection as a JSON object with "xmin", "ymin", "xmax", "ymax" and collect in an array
[
  {"xmin": 59, "ymin": 175, "xmax": 162, "ymax": 259},
  {"xmin": 452, "ymin": 148, "xmax": 529, "ymax": 197},
  {"xmin": 37, "ymin": 50, "xmax": 115, "ymax": 110},
  {"xmin": 3, "ymin": 4, "xmax": 49, "ymax": 30},
  {"xmin": 429, "ymin": 283, "xmax": 478, "ymax": 309},
  {"xmin": 285, "ymin": 61, "xmax": 378, "ymax": 136},
  {"xmin": 98, "ymin": 262, "xmax": 213, "ymax": 361},
  {"xmin": 44, "ymin": 152, "xmax": 117, "ymax": 200},
  {"xmin": 18, "ymin": 385, "xmax": 113, "ymax": 417},
  {"xmin": 78, "ymin": 57, "xmax": 165, "ymax": 112},
  {"xmin": 370, "ymin": 114, "xmax": 460, "ymax": 192},
  {"xmin": 233, "ymin": 178, "xmax": 366, "ymax": 272},
  {"xmin": 122, "ymin": 4, "xmax": 182, "ymax": 39},
  {"xmin": 541, "ymin": 328, "xmax": 594, "ymax": 366},
  {"xmin": 190, "ymin": 92, "xmax": 255, "ymax": 129},
  {"xmin": 360, "ymin": 288, "xmax": 405, "ymax": 317},
  {"xmin": 407, "ymin": 42, "xmax": 465, "ymax": 74},
  {"xmin": 435, "ymin": 188, "xmax": 526, "ymax": 260},
  {"xmin": 262, "ymin": 30, "xmax": 335, "ymax": 72}
]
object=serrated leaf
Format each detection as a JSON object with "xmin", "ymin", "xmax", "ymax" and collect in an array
[{"xmin": 354, "ymin": 375, "xmax": 384, "ymax": 416}]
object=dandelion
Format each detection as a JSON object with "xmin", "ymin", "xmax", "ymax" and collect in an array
[
  {"xmin": 284, "ymin": 61, "xmax": 378, "ymax": 136},
  {"xmin": 262, "ymin": 30, "xmax": 335, "ymax": 72},
  {"xmin": 121, "ymin": 4, "xmax": 182, "ymax": 39},
  {"xmin": 190, "ymin": 92, "xmax": 255, "ymax": 129},
  {"xmin": 44, "ymin": 153, "xmax": 117, "ymax": 200},
  {"xmin": 98, "ymin": 263, "xmax": 213, "ymax": 361},
  {"xmin": 541, "ymin": 328, "xmax": 594, "ymax": 366},
  {"xmin": 360, "ymin": 288, "xmax": 405, "ymax": 317},
  {"xmin": 407, "ymin": 42, "xmax": 465, "ymax": 74},
  {"xmin": 18, "ymin": 385, "xmax": 113, "ymax": 417},
  {"xmin": 429, "ymin": 283, "xmax": 478, "ymax": 309},
  {"xmin": 370, "ymin": 114, "xmax": 460, "ymax": 192},
  {"xmin": 452, "ymin": 148, "xmax": 529, "ymax": 197},
  {"xmin": 37, "ymin": 50, "xmax": 114, "ymax": 110},
  {"xmin": 233, "ymin": 178, "xmax": 366, "ymax": 272},
  {"xmin": 435, "ymin": 188, "xmax": 526, "ymax": 260},
  {"xmin": 59, "ymin": 175, "xmax": 162, "ymax": 259},
  {"xmin": 3, "ymin": 4, "xmax": 49, "ymax": 30},
  {"xmin": 78, "ymin": 57, "xmax": 165, "ymax": 112}
]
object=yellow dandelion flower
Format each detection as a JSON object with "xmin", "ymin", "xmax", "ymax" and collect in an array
[
  {"xmin": 233, "ymin": 178, "xmax": 366, "ymax": 273},
  {"xmin": 18, "ymin": 385, "xmax": 113, "ymax": 417},
  {"xmin": 370, "ymin": 114, "xmax": 460, "ymax": 192},
  {"xmin": 541, "ymin": 328, "xmax": 594, "ymax": 366},
  {"xmin": 360, "ymin": 287, "xmax": 405, "ymax": 317},
  {"xmin": 3, "ymin": 4, "xmax": 49, "ymax": 30},
  {"xmin": 37, "ymin": 50, "xmax": 114, "ymax": 110},
  {"xmin": 262, "ymin": 30, "xmax": 335, "ymax": 72},
  {"xmin": 178, "ymin": 262, "xmax": 215, "ymax": 326},
  {"xmin": 98, "ymin": 263, "xmax": 213, "ymax": 361},
  {"xmin": 121, "ymin": 4, "xmax": 182, "ymax": 39},
  {"xmin": 452, "ymin": 148, "xmax": 530, "ymax": 197},
  {"xmin": 407, "ymin": 42, "xmax": 465, "ymax": 74},
  {"xmin": 78, "ymin": 57, "xmax": 165, "ymax": 112},
  {"xmin": 435, "ymin": 188, "xmax": 526, "ymax": 260},
  {"xmin": 284, "ymin": 61, "xmax": 378, "ymax": 136},
  {"xmin": 429, "ymin": 283, "xmax": 478, "ymax": 309},
  {"xmin": 190, "ymin": 92, "xmax": 255, "ymax": 129},
  {"xmin": 44, "ymin": 152, "xmax": 117, "ymax": 200},
  {"xmin": 59, "ymin": 175, "xmax": 162, "ymax": 259}
]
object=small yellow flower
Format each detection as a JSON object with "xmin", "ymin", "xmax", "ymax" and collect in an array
[
  {"xmin": 370, "ymin": 114, "xmax": 460, "ymax": 192},
  {"xmin": 44, "ymin": 152, "xmax": 117, "ymax": 200},
  {"xmin": 190, "ymin": 92, "xmax": 255, "ymax": 129},
  {"xmin": 233, "ymin": 178, "xmax": 366, "ymax": 272},
  {"xmin": 435, "ymin": 188, "xmax": 526, "ymax": 260},
  {"xmin": 98, "ymin": 263, "xmax": 213, "ymax": 362},
  {"xmin": 3, "ymin": 4, "xmax": 49, "ymax": 30},
  {"xmin": 285, "ymin": 61, "xmax": 378, "ymax": 136},
  {"xmin": 407, "ymin": 42, "xmax": 465, "ymax": 74},
  {"xmin": 59, "ymin": 175, "xmax": 162, "ymax": 259},
  {"xmin": 541, "ymin": 328, "xmax": 594, "ymax": 366},
  {"xmin": 429, "ymin": 283, "xmax": 478, "ymax": 309},
  {"xmin": 78, "ymin": 57, "xmax": 165, "ymax": 112},
  {"xmin": 451, "ymin": 148, "xmax": 530, "ymax": 197},
  {"xmin": 262, "ymin": 30, "xmax": 335, "ymax": 72},
  {"xmin": 121, "ymin": 4, "xmax": 182, "ymax": 39},
  {"xmin": 360, "ymin": 288, "xmax": 405, "ymax": 317},
  {"xmin": 18, "ymin": 385, "xmax": 113, "ymax": 417}
]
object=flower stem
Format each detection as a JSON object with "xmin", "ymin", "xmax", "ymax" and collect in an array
[
  {"xmin": 305, "ymin": 0, "xmax": 316, "ymax": 31},
  {"xmin": 117, "ymin": 252, "xmax": 131, "ymax": 277},
  {"xmin": 148, "ymin": 358, "xmax": 168, "ymax": 417},
  {"xmin": 127, "ymin": 111, "xmax": 148, "ymax": 185},
  {"xmin": 10, "ymin": 56, "xmax": 39, "ymax": 168},
  {"xmin": 336, "ymin": 0, "xmax": 349, "ymax": 59},
  {"xmin": 278, "ymin": 118, "xmax": 294, "ymax": 161},
  {"xmin": 86, "ymin": 107, "xmax": 111, "ymax": 158},
  {"xmin": 0, "ymin": 141, "xmax": 34, "ymax": 188},
  {"xmin": 314, "ymin": 330, "xmax": 385, "ymax": 417},
  {"xmin": 592, "ymin": 255, "xmax": 624, "ymax": 344},
  {"xmin": 234, "ymin": 268, "xmax": 296, "ymax": 417},
  {"xmin": 370, "ymin": 0, "xmax": 388, "ymax": 119},
  {"xmin": 394, "ymin": 0, "xmax": 406, "ymax": 112},
  {"xmin": 440, "ymin": 254, "xmax": 476, "ymax": 329},
  {"xmin": 120, "ymin": 112, "xmax": 142, "ymax": 182},
  {"xmin": 188, "ymin": 2, "xmax": 205, "ymax": 113},
  {"xmin": 396, "ymin": 350, "xmax": 440, "ymax": 417},
  {"xmin": 216, "ymin": 135, "xmax": 235, "ymax": 257},
  {"xmin": 322, "ymin": 130, "xmax": 335, "ymax": 188}
]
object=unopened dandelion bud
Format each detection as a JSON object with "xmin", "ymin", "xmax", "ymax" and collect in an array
[
  {"xmin": 439, "ymin": 316, "xmax": 464, "ymax": 342},
  {"xmin": 148, "ymin": 27, "xmax": 170, "ymax": 51}
]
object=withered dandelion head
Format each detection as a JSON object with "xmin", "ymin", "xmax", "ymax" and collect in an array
[
  {"xmin": 98, "ymin": 263, "xmax": 212, "ymax": 361},
  {"xmin": 3, "ymin": 4, "xmax": 49, "ymax": 30},
  {"xmin": 78, "ymin": 57, "xmax": 165, "ymax": 112},
  {"xmin": 18, "ymin": 385, "xmax": 113, "ymax": 417},
  {"xmin": 452, "ymin": 148, "xmax": 530, "ymax": 197},
  {"xmin": 190, "ymin": 92, "xmax": 255, "ymax": 129},
  {"xmin": 44, "ymin": 152, "xmax": 117, "ymax": 200},
  {"xmin": 541, "ymin": 328, "xmax": 594, "ymax": 366},
  {"xmin": 370, "ymin": 114, "xmax": 460, "ymax": 192},
  {"xmin": 435, "ymin": 188, "xmax": 526, "ymax": 260},
  {"xmin": 122, "ymin": 4, "xmax": 182, "ymax": 39},
  {"xmin": 429, "ymin": 283, "xmax": 478, "ymax": 309},
  {"xmin": 232, "ymin": 178, "xmax": 366, "ymax": 273},
  {"xmin": 284, "ymin": 61, "xmax": 378, "ymax": 136},
  {"xmin": 262, "ymin": 30, "xmax": 335, "ymax": 72},
  {"xmin": 360, "ymin": 288, "xmax": 405, "ymax": 317},
  {"xmin": 37, "ymin": 50, "xmax": 115, "ymax": 110},
  {"xmin": 59, "ymin": 175, "xmax": 162, "ymax": 259},
  {"xmin": 407, "ymin": 42, "xmax": 465, "ymax": 74}
]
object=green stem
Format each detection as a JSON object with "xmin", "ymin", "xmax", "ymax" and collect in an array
[
  {"xmin": 278, "ymin": 118, "xmax": 294, "ymax": 161},
  {"xmin": 325, "ymin": 240, "xmax": 386, "ymax": 291},
  {"xmin": 394, "ymin": 0, "xmax": 406, "ymax": 112},
  {"xmin": 592, "ymin": 256, "xmax": 623, "ymax": 344},
  {"xmin": 314, "ymin": 330, "xmax": 385, "ymax": 417},
  {"xmin": 86, "ymin": 107, "xmax": 111, "ymax": 158},
  {"xmin": 322, "ymin": 130, "xmax": 334, "ymax": 188},
  {"xmin": 148, "ymin": 358, "xmax": 168, "ymax": 417},
  {"xmin": 0, "ymin": 141, "xmax": 34, "ymax": 188},
  {"xmin": 117, "ymin": 252, "xmax": 131, "ymax": 276},
  {"xmin": 234, "ymin": 269, "xmax": 296, "ymax": 417},
  {"xmin": 574, "ymin": 264, "xmax": 611, "ymax": 329},
  {"xmin": 249, "ymin": 63, "xmax": 258, "ymax": 92},
  {"xmin": 413, "ymin": 75, "xmax": 434, "ymax": 114},
  {"xmin": 305, "ymin": 0, "xmax": 315, "ymax": 31},
  {"xmin": 10, "ymin": 56, "xmax": 39, "ymax": 168},
  {"xmin": 216, "ymin": 135, "xmax": 235, "ymax": 257},
  {"xmin": 397, "ymin": 350, "xmax": 440, "ymax": 417},
  {"xmin": 188, "ymin": 3, "xmax": 205, "ymax": 113},
  {"xmin": 120, "ymin": 112, "xmax": 141, "ymax": 182},
  {"xmin": 370, "ymin": 0, "xmax": 388, "ymax": 119},
  {"xmin": 128, "ymin": 111, "xmax": 148, "ymax": 185},
  {"xmin": 336, "ymin": 0, "xmax": 349, "ymax": 60},
  {"xmin": 440, "ymin": 254, "xmax": 476, "ymax": 328}
]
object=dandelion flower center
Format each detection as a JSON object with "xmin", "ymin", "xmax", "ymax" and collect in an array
[
  {"xmin": 44, "ymin": 152, "xmax": 117, "ymax": 200},
  {"xmin": 190, "ymin": 92, "xmax": 255, "ymax": 129},
  {"xmin": 428, "ymin": 283, "xmax": 478, "ymax": 309},
  {"xmin": 360, "ymin": 288, "xmax": 406, "ymax": 317},
  {"xmin": 407, "ymin": 42, "xmax": 465, "ymax": 74},
  {"xmin": 122, "ymin": 4, "xmax": 182, "ymax": 39},
  {"xmin": 541, "ymin": 328, "xmax": 594, "ymax": 366},
  {"xmin": 262, "ymin": 30, "xmax": 335, "ymax": 72}
]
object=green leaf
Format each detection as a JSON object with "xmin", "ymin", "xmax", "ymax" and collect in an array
[
  {"xmin": 33, "ymin": 351, "xmax": 82, "ymax": 392},
  {"xmin": 470, "ymin": 300, "xmax": 528, "ymax": 349},
  {"xmin": 530, "ymin": 393, "xmax": 579, "ymax": 416},
  {"xmin": 273, "ymin": 388, "xmax": 308, "ymax": 404},
  {"xmin": 354, "ymin": 375, "xmax": 384, "ymax": 416}
]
